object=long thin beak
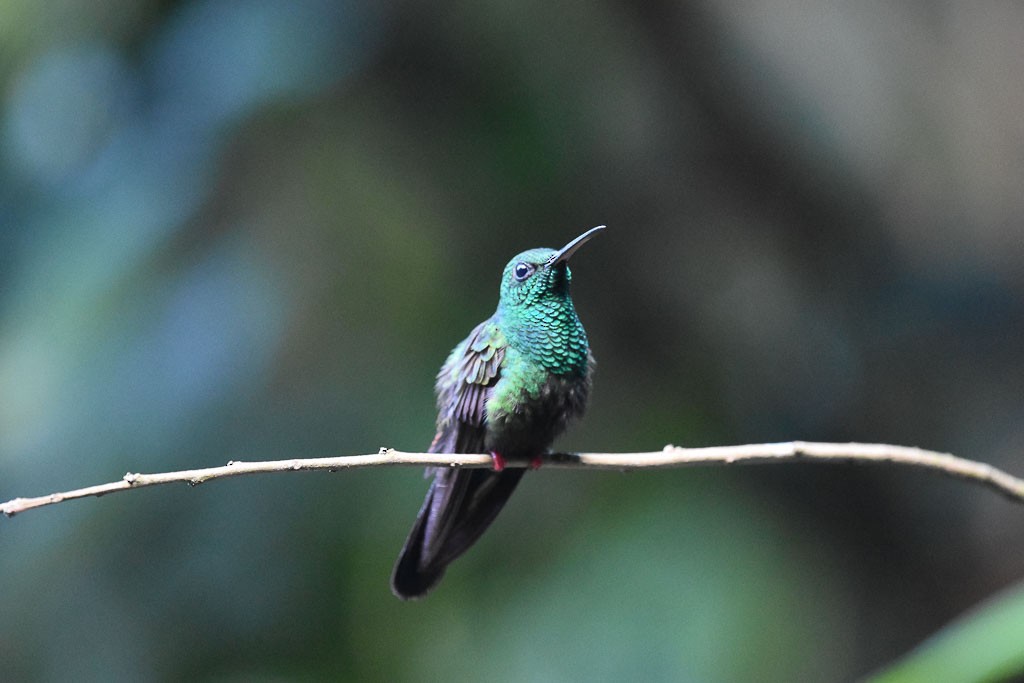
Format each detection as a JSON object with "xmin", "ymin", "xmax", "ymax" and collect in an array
[{"xmin": 545, "ymin": 225, "xmax": 605, "ymax": 268}]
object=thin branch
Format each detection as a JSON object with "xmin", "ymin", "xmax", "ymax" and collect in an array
[{"xmin": 3, "ymin": 442, "xmax": 1023, "ymax": 518}]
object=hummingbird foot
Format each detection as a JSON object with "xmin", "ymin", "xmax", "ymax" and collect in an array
[
  {"xmin": 529, "ymin": 455, "xmax": 543, "ymax": 470},
  {"xmin": 490, "ymin": 452, "xmax": 507, "ymax": 472}
]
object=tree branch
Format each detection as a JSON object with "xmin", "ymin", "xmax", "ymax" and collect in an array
[{"xmin": 3, "ymin": 442, "xmax": 1023, "ymax": 518}]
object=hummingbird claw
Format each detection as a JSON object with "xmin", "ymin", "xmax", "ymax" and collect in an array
[{"xmin": 490, "ymin": 452, "xmax": 507, "ymax": 472}]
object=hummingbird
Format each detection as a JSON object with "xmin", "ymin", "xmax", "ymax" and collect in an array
[{"xmin": 391, "ymin": 225, "xmax": 604, "ymax": 600}]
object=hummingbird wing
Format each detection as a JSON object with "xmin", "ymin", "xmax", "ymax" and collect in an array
[{"xmin": 391, "ymin": 319, "xmax": 525, "ymax": 599}]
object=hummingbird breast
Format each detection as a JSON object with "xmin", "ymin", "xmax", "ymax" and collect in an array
[{"xmin": 484, "ymin": 345, "xmax": 593, "ymax": 460}]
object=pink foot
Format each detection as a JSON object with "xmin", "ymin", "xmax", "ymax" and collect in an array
[
  {"xmin": 490, "ymin": 452, "xmax": 507, "ymax": 472},
  {"xmin": 529, "ymin": 455, "xmax": 543, "ymax": 470}
]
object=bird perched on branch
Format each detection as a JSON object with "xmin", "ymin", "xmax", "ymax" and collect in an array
[{"xmin": 391, "ymin": 225, "xmax": 604, "ymax": 599}]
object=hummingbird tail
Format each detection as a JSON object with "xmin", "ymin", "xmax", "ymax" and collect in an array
[
  {"xmin": 391, "ymin": 538, "xmax": 446, "ymax": 600},
  {"xmin": 391, "ymin": 468, "xmax": 525, "ymax": 600}
]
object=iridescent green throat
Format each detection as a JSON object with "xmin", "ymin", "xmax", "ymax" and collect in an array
[{"xmin": 497, "ymin": 262, "xmax": 589, "ymax": 376}]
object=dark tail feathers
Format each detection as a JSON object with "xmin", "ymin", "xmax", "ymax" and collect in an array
[{"xmin": 391, "ymin": 468, "xmax": 524, "ymax": 599}]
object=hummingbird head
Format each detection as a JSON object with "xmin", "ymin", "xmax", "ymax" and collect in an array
[{"xmin": 498, "ymin": 225, "xmax": 605, "ymax": 309}]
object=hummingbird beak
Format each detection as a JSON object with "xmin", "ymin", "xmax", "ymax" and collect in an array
[{"xmin": 544, "ymin": 225, "xmax": 606, "ymax": 268}]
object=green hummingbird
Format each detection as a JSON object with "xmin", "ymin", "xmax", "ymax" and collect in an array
[{"xmin": 391, "ymin": 225, "xmax": 604, "ymax": 600}]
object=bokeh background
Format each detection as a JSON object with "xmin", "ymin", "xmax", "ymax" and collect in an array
[{"xmin": 2, "ymin": 2, "xmax": 1024, "ymax": 681}]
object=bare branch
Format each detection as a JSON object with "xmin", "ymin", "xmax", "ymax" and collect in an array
[{"xmin": 3, "ymin": 442, "xmax": 1023, "ymax": 518}]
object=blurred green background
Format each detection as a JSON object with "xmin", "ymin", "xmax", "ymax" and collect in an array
[{"xmin": 2, "ymin": 2, "xmax": 1024, "ymax": 681}]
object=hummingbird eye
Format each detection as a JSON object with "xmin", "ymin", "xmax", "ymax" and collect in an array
[{"xmin": 513, "ymin": 262, "xmax": 535, "ymax": 281}]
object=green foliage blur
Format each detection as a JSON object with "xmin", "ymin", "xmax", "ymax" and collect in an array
[
  {"xmin": 2, "ymin": 2, "xmax": 1024, "ymax": 681},
  {"xmin": 872, "ymin": 583, "xmax": 1024, "ymax": 683}
]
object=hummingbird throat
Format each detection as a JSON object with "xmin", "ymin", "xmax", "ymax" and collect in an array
[{"xmin": 501, "ymin": 297, "xmax": 589, "ymax": 376}]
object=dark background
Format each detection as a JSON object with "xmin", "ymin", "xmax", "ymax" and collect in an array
[{"xmin": 2, "ymin": 2, "xmax": 1023, "ymax": 680}]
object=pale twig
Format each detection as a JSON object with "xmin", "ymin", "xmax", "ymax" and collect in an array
[{"xmin": 2, "ymin": 442, "xmax": 1023, "ymax": 518}]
